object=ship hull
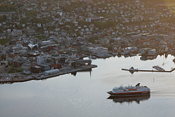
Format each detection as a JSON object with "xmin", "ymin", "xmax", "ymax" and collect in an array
[{"xmin": 107, "ymin": 91, "xmax": 150, "ymax": 97}]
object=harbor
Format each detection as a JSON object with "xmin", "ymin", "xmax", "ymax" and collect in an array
[
  {"xmin": 1, "ymin": 55, "xmax": 175, "ymax": 117},
  {"xmin": 1, "ymin": 0, "xmax": 175, "ymax": 117}
]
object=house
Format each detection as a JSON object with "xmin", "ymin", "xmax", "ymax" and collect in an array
[
  {"xmin": 51, "ymin": 64, "xmax": 62, "ymax": 69},
  {"xmin": 28, "ymin": 51, "xmax": 40, "ymax": 57},
  {"xmin": 31, "ymin": 65, "xmax": 42, "ymax": 73}
]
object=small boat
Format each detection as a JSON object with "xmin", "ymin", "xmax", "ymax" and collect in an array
[{"xmin": 107, "ymin": 83, "xmax": 150, "ymax": 97}]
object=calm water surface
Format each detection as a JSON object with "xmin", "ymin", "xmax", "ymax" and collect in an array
[{"xmin": 1, "ymin": 55, "xmax": 175, "ymax": 117}]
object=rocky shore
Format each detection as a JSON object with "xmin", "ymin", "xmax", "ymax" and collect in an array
[{"xmin": 1, "ymin": 0, "xmax": 175, "ymax": 83}]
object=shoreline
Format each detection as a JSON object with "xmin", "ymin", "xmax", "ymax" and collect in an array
[{"xmin": 0, "ymin": 64, "xmax": 97, "ymax": 84}]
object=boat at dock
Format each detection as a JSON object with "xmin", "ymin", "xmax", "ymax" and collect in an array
[{"xmin": 107, "ymin": 83, "xmax": 150, "ymax": 97}]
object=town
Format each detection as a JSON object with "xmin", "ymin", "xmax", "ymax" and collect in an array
[{"xmin": 0, "ymin": 0, "xmax": 175, "ymax": 83}]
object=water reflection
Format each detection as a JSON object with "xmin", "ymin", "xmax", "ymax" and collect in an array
[
  {"xmin": 71, "ymin": 72, "xmax": 77, "ymax": 76},
  {"xmin": 108, "ymin": 94, "xmax": 151, "ymax": 104},
  {"xmin": 71, "ymin": 68, "xmax": 92, "ymax": 76}
]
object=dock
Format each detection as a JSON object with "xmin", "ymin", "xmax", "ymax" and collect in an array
[{"xmin": 122, "ymin": 68, "xmax": 175, "ymax": 74}]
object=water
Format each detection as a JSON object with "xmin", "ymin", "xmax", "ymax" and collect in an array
[{"xmin": 1, "ymin": 55, "xmax": 175, "ymax": 117}]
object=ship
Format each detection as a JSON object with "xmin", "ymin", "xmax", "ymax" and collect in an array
[{"xmin": 107, "ymin": 83, "xmax": 150, "ymax": 97}]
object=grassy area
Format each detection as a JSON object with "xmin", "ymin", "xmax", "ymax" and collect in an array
[
  {"xmin": 0, "ymin": 15, "xmax": 6, "ymax": 22},
  {"xmin": 35, "ymin": 35, "xmax": 47, "ymax": 40},
  {"xmin": 20, "ymin": 17, "xmax": 29, "ymax": 24},
  {"xmin": 93, "ymin": 21, "xmax": 117, "ymax": 29},
  {"xmin": 26, "ymin": 10, "xmax": 38, "ymax": 17},
  {"xmin": 0, "ymin": 4, "xmax": 16, "ymax": 12},
  {"xmin": 31, "ymin": 17, "xmax": 52, "ymax": 24},
  {"xmin": 0, "ymin": 38, "xmax": 10, "ymax": 45},
  {"xmin": 61, "ymin": 1, "xmax": 86, "ymax": 12},
  {"xmin": 88, "ymin": 36, "xmax": 99, "ymax": 43},
  {"xmin": 8, "ymin": 66, "xmax": 23, "ymax": 73}
]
